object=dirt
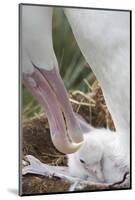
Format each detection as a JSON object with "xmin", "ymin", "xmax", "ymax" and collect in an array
[{"xmin": 21, "ymin": 81, "xmax": 119, "ymax": 195}]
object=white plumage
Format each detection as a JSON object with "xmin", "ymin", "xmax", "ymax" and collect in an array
[
  {"xmin": 68, "ymin": 128, "xmax": 129, "ymax": 184},
  {"xmin": 65, "ymin": 8, "xmax": 130, "ymax": 160},
  {"xmin": 22, "ymin": 5, "xmax": 130, "ymax": 187}
]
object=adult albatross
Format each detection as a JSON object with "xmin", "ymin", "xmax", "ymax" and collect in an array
[
  {"xmin": 21, "ymin": 5, "xmax": 130, "ymax": 185},
  {"xmin": 22, "ymin": 6, "xmax": 84, "ymax": 154}
]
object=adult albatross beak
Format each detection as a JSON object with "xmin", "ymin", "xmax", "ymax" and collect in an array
[
  {"xmin": 21, "ymin": 5, "xmax": 83, "ymax": 154},
  {"xmin": 23, "ymin": 65, "xmax": 83, "ymax": 154}
]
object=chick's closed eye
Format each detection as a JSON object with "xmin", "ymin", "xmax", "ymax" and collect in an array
[{"xmin": 80, "ymin": 159, "xmax": 86, "ymax": 164}]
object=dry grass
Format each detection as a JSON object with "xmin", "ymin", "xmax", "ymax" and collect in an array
[{"xmin": 70, "ymin": 80, "xmax": 115, "ymax": 130}]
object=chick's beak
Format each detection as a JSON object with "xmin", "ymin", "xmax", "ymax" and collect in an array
[{"xmin": 23, "ymin": 66, "xmax": 83, "ymax": 154}]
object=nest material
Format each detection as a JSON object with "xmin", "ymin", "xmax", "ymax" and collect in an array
[
  {"xmin": 22, "ymin": 81, "xmax": 120, "ymax": 195},
  {"xmin": 70, "ymin": 81, "xmax": 115, "ymax": 130}
]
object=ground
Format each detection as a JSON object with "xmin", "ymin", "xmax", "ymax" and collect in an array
[{"xmin": 21, "ymin": 81, "xmax": 124, "ymax": 195}]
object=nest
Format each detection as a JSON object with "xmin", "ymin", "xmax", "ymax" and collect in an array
[
  {"xmin": 69, "ymin": 80, "xmax": 115, "ymax": 130},
  {"xmin": 22, "ymin": 81, "xmax": 123, "ymax": 195}
]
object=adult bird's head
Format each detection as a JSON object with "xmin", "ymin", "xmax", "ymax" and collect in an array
[{"xmin": 21, "ymin": 6, "xmax": 84, "ymax": 154}]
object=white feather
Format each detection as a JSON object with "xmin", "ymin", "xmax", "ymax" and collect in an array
[
  {"xmin": 68, "ymin": 128, "xmax": 129, "ymax": 184},
  {"xmin": 65, "ymin": 9, "xmax": 130, "ymax": 158}
]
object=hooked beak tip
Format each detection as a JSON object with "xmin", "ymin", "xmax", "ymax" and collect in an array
[{"xmin": 52, "ymin": 137, "xmax": 84, "ymax": 154}]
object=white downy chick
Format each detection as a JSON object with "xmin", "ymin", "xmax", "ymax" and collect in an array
[{"xmin": 67, "ymin": 127, "xmax": 129, "ymax": 184}]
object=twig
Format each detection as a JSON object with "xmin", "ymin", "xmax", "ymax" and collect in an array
[
  {"xmin": 41, "ymin": 152, "xmax": 65, "ymax": 158},
  {"xmin": 83, "ymin": 78, "xmax": 93, "ymax": 91},
  {"xmin": 69, "ymin": 98, "xmax": 95, "ymax": 107},
  {"xmin": 72, "ymin": 90, "xmax": 95, "ymax": 104}
]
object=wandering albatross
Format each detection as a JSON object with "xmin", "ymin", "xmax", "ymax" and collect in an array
[
  {"xmin": 22, "ymin": 6, "xmax": 84, "ymax": 154},
  {"xmin": 21, "ymin": 5, "xmax": 130, "ymax": 187}
]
